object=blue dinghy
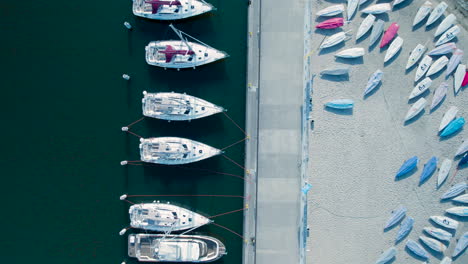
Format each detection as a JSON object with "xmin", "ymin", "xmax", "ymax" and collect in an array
[
  {"xmin": 440, "ymin": 117, "xmax": 465, "ymax": 137},
  {"xmin": 325, "ymin": 99, "xmax": 354, "ymax": 110},
  {"xmin": 458, "ymin": 153, "xmax": 468, "ymax": 168},
  {"xmin": 420, "ymin": 156, "xmax": 438, "ymax": 184},
  {"xmin": 395, "ymin": 216, "xmax": 414, "ymax": 242},
  {"xmin": 384, "ymin": 205, "xmax": 406, "ymax": 230},
  {"xmin": 396, "ymin": 156, "xmax": 418, "ymax": 178}
]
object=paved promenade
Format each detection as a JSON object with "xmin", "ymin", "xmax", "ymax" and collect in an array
[{"xmin": 244, "ymin": 0, "xmax": 308, "ymax": 263}]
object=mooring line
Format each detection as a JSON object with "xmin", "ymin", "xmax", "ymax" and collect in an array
[
  {"xmin": 126, "ymin": 117, "xmax": 145, "ymax": 128},
  {"xmin": 123, "ymin": 199, "xmax": 135, "ymax": 205},
  {"xmin": 222, "ymin": 154, "xmax": 248, "ymax": 172},
  {"xmin": 221, "ymin": 137, "xmax": 248, "ymax": 151},
  {"xmin": 223, "ymin": 112, "xmax": 248, "ymax": 137},
  {"xmin": 211, "ymin": 222, "xmax": 245, "ymax": 240},
  {"xmin": 126, "ymin": 194, "xmax": 244, "ymax": 198},
  {"xmin": 208, "ymin": 207, "xmax": 247, "ymax": 219},
  {"xmin": 126, "ymin": 130, "xmax": 143, "ymax": 139}
]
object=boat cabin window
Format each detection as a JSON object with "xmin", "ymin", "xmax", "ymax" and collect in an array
[{"xmin": 201, "ymin": 107, "xmax": 205, "ymax": 111}]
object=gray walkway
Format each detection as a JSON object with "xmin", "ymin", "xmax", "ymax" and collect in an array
[{"xmin": 243, "ymin": 0, "xmax": 307, "ymax": 263}]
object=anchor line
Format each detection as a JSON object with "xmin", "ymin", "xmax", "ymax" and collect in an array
[
  {"xmin": 208, "ymin": 207, "xmax": 247, "ymax": 219},
  {"xmin": 211, "ymin": 222, "xmax": 244, "ymax": 240},
  {"xmin": 126, "ymin": 130, "xmax": 143, "ymax": 139},
  {"xmin": 222, "ymin": 154, "xmax": 248, "ymax": 172},
  {"xmin": 223, "ymin": 112, "xmax": 248, "ymax": 137},
  {"xmin": 123, "ymin": 199, "xmax": 135, "ymax": 205},
  {"xmin": 126, "ymin": 117, "xmax": 145, "ymax": 128},
  {"xmin": 126, "ymin": 194, "xmax": 244, "ymax": 198},
  {"xmin": 221, "ymin": 137, "xmax": 248, "ymax": 151}
]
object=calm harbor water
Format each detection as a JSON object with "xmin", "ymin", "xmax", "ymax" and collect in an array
[{"xmin": 2, "ymin": 1, "xmax": 247, "ymax": 263}]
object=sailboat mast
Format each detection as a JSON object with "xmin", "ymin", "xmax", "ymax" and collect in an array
[{"xmin": 169, "ymin": 24, "xmax": 193, "ymax": 52}]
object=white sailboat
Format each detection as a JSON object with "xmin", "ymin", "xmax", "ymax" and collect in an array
[
  {"xmin": 406, "ymin": 44, "xmax": 426, "ymax": 70},
  {"xmin": 414, "ymin": 55, "xmax": 432, "ymax": 82},
  {"xmin": 454, "ymin": 64, "xmax": 466, "ymax": 94},
  {"xmin": 426, "ymin": 2, "xmax": 448, "ymax": 27},
  {"xmin": 413, "ymin": 1, "xmax": 432, "ymax": 27},
  {"xmin": 356, "ymin": 14, "xmax": 375, "ymax": 40},
  {"xmin": 133, "ymin": 0, "xmax": 214, "ymax": 20},
  {"xmin": 434, "ymin": 14, "xmax": 456, "ymax": 37},
  {"xmin": 384, "ymin": 36, "xmax": 403, "ymax": 63}
]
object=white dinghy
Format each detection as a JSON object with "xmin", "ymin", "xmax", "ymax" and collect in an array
[
  {"xmin": 426, "ymin": 55, "xmax": 448, "ymax": 77},
  {"xmin": 356, "ymin": 14, "xmax": 375, "ymax": 40},
  {"xmin": 426, "ymin": 1, "xmax": 448, "ymax": 27},
  {"xmin": 392, "ymin": 0, "xmax": 408, "ymax": 8},
  {"xmin": 347, "ymin": 0, "xmax": 359, "ymax": 20},
  {"xmin": 423, "ymin": 226, "xmax": 453, "ymax": 242},
  {"xmin": 435, "ymin": 25, "xmax": 460, "ymax": 46},
  {"xmin": 446, "ymin": 206, "xmax": 468, "ymax": 217},
  {"xmin": 419, "ymin": 236, "xmax": 447, "ymax": 253},
  {"xmin": 364, "ymin": 69, "xmax": 383, "ymax": 96},
  {"xmin": 335, "ymin": 47, "xmax": 365, "ymax": 58},
  {"xmin": 129, "ymin": 202, "xmax": 211, "ymax": 232},
  {"xmin": 128, "ymin": 233, "xmax": 227, "ymax": 263},
  {"xmin": 369, "ymin": 19, "xmax": 385, "ymax": 47},
  {"xmin": 133, "ymin": 0, "xmax": 214, "ymax": 20},
  {"xmin": 455, "ymin": 139, "xmax": 468, "ymax": 156},
  {"xmin": 406, "ymin": 239, "xmax": 429, "ymax": 260},
  {"xmin": 139, "ymin": 137, "xmax": 222, "ymax": 165},
  {"xmin": 428, "ymin": 42, "xmax": 457, "ymax": 55},
  {"xmin": 454, "ymin": 64, "xmax": 466, "ymax": 94},
  {"xmin": 415, "ymin": 55, "xmax": 433, "ymax": 82},
  {"xmin": 320, "ymin": 66, "xmax": 350, "ymax": 76},
  {"xmin": 441, "ymin": 182, "xmax": 467, "ymax": 200},
  {"xmin": 316, "ymin": 5, "xmax": 345, "ymax": 17},
  {"xmin": 430, "ymin": 82, "xmax": 448, "ymax": 110},
  {"xmin": 384, "ymin": 36, "xmax": 403, "ymax": 63},
  {"xmin": 437, "ymin": 158, "xmax": 452, "ymax": 188},
  {"xmin": 320, "ymin": 31, "xmax": 351, "ymax": 49},
  {"xmin": 453, "ymin": 193, "xmax": 468, "ymax": 203},
  {"xmin": 142, "ymin": 91, "xmax": 224, "ymax": 121},
  {"xmin": 361, "ymin": 3, "xmax": 391, "ymax": 14},
  {"xmin": 409, "ymin": 77, "xmax": 432, "ymax": 100},
  {"xmin": 145, "ymin": 25, "xmax": 228, "ymax": 69},
  {"xmin": 413, "ymin": 1, "xmax": 433, "ymax": 27},
  {"xmin": 375, "ymin": 247, "xmax": 396, "ymax": 264},
  {"xmin": 404, "ymin": 98, "xmax": 426, "ymax": 122},
  {"xmin": 430, "ymin": 215, "xmax": 459, "ymax": 230},
  {"xmin": 446, "ymin": 49, "xmax": 463, "ymax": 77},
  {"xmin": 452, "ymin": 232, "xmax": 468, "ymax": 258},
  {"xmin": 439, "ymin": 106, "xmax": 458, "ymax": 132},
  {"xmin": 435, "ymin": 14, "xmax": 456, "ymax": 37},
  {"xmin": 406, "ymin": 44, "xmax": 427, "ymax": 70}
]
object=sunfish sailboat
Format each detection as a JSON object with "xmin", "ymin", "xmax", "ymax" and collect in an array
[
  {"xmin": 133, "ymin": 0, "xmax": 214, "ymax": 20},
  {"xmin": 146, "ymin": 25, "xmax": 228, "ymax": 69}
]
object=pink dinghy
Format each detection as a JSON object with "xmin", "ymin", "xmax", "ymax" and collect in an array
[
  {"xmin": 463, "ymin": 71, "xmax": 468, "ymax": 87},
  {"xmin": 380, "ymin": 23, "xmax": 399, "ymax": 48},
  {"xmin": 316, "ymin": 18, "xmax": 344, "ymax": 29}
]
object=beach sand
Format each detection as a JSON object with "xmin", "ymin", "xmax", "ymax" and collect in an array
[{"xmin": 307, "ymin": 0, "xmax": 468, "ymax": 263}]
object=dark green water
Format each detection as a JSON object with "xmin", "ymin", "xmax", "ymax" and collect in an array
[{"xmin": 1, "ymin": 1, "xmax": 247, "ymax": 263}]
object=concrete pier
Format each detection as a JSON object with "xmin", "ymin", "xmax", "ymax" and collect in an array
[{"xmin": 244, "ymin": 0, "xmax": 309, "ymax": 263}]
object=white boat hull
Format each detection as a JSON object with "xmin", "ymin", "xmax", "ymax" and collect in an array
[
  {"xmin": 446, "ymin": 206, "xmax": 468, "ymax": 217},
  {"xmin": 361, "ymin": 3, "xmax": 391, "ymax": 14},
  {"xmin": 437, "ymin": 158, "xmax": 452, "ymax": 188},
  {"xmin": 426, "ymin": 56, "xmax": 448, "ymax": 76},
  {"xmin": 436, "ymin": 25, "xmax": 460, "ymax": 46},
  {"xmin": 133, "ymin": 0, "xmax": 214, "ymax": 20},
  {"xmin": 453, "ymin": 193, "xmax": 468, "ymax": 203},
  {"xmin": 430, "ymin": 215, "xmax": 459, "ymax": 229},
  {"xmin": 455, "ymin": 139, "xmax": 468, "ymax": 156},
  {"xmin": 335, "ymin": 47, "xmax": 365, "ymax": 58},
  {"xmin": 430, "ymin": 82, "xmax": 448, "ymax": 110},
  {"xmin": 446, "ymin": 49, "xmax": 463, "ymax": 77},
  {"xmin": 356, "ymin": 14, "xmax": 375, "ymax": 40},
  {"xmin": 439, "ymin": 106, "xmax": 458, "ymax": 132},
  {"xmin": 409, "ymin": 77, "xmax": 432, "ymax": 100},
  {"xmin": 369, "ymin": 19, "xmax": 385, "ymax": 47},
  {"xmin": 405, "ymin": 98, "xmax": 426, "ymax": 121},
  {"xmin": 426, "ymin": 2, "xmax": 448, "ymax": 26},
  {"xmin": 316, "ymin": 4, "xmax": 345, "ymax": 17},
  {"xmin": 406, "ymin": 44, "xmax": 426, "ymax": 70},
  {"xmin": 415, "ymin": 55, "xmax": 433, "ymax": 82},
  {"xmin": 419, "ymin": 236, "xmax": 447, "ymax": 252},
  {"xmin": 384, "ymin": 37, "xmax": 403, "ymax": 63},
  {"xmin": 428, "ymin": 42, "xmax": 456, "ymax": 55},
  {"xmin": 413, "ymin": 1, "xmax": 432, "ymax": 26},
  {"xmin": 423, "ymin": 226, "xmax": 452, "ymax": 241},
  {"xmin": 321, "ymin": 32, "xmax": 347, "ymax": 49},
  {"xmin": 435, "ymin": 14, "xmax": 456, "ymax": 37},
  {"xmin": 454, "ymin": 64, "xmax": 466, "ymax": 94}
]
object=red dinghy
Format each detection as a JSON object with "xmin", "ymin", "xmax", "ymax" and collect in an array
[
  {"xmin": 380, "ymin": 23, "xmax": 399, "ymax": 48},
  {"xmin": 316, "ymin": 18, "xmax": 344, "ymax": 29},
  {"xmin": 462, "ymin": 71, "xmax": 468, "ymax": 87}
]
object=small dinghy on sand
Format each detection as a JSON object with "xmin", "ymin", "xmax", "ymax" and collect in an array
[
  {"xmin": 406, "ymin": 239, "xmax": 429, "ymax": 260},
  {"xmin": 405, "ymin": 98, "xmax": 426, "ymax": 122},
  {"xmin": 316, "ymin": 5, "xmax": 345, "ymax": 17},
  {"xmin": 426, "ymin": 1, "xmax": 448, "ymax": 27},
  {"xmin": 440, "ymin": 257, "xmax": 453, "ymax": 264},
  {"xmin": 426, "ymin": 56, "xmax": 449, "ymax": 77},
  {"xmin": 420, "ymin": 236, "xmax": 447, "ymax": 253},
  {"xmin": 415, "ymin": 55, "xmax": 433, "ymax": 82},
  {"xmin": 384, "ymin": 36, "xmax": 403, "ymax": 63},
  {"xmin": 436, "ymin": 25, "xmax": 460, "ymax": 46},
  {"xmin": 440, "ymin": 117, "xmax": 465, "ymax": 137},
  {"xmin": 420, "ymin": 156, "xmax": 438, "ymax": 184},
  {"xmin": 316, "ymin": 18, "xmax": 345, "ymax": 29},
  {"xmin": 369, "ymin": 19, "xmax": 385, "ymax": 47},
  {"xmin": 452, "ymin": 232, "xmax": 468, "ymax": 257},
  {"xmin": 325, "ymin": 99, "xmax": 354, "ymax": 110},
  {"xmin": 396, "ymin": 156, "xmax": 418, "ymax": 178},
  {"xmin": 428, "ymin": 42, "xmax": 457, "ymax": 56},
  {"xmin": 409, "ymin": 77, "xmax": 432, "ymax": 100},
  {"xmin": 380, "ymin": 23, "xmax": 399, "ymax": 48},
  {"xmin": 446, "ymin": 49, "xmax": 463, "ymax": 77},
  {"xmin": 454, "ymin": 64, "xmax": 466, "ymax": 94},
  {"xmin": 375, "ymin": 247, "xmax": 397, "ymax": 264},
  {"xmin": 362, "ymin": 3, "xmax": 391, "ymax": 14},
  {"xmin": 423, "ymin": 226, "xmax": 452, "ymax": 242},
  {"xmin": 395, "ymin": 217, "xmax": 414, "ymax": 242},
  {"xmin": 435, "ymin": 14, "xmax": 456, "ymax": 37},
  {"xmin": 437, "ymin": 158, "xmax": 452, "ymax": 188},
  {"xmin": 430, "ymin": 215, "xmax": 459, "ymax": 230},
  {"xmin": 441, "ymin": 182, "xmax": 467, "ymax": 200},
  {"xmin": 413, "ymin": 1, "xmax": 433, "ymax": 27},
  {"xmin": 347, "ymin": 0, "xmax": 359, "ymax": 20},
  {"xmin": 320, "ymin": 66, "xmax": 350, "ymax": 76},
  {"xmin": 455, "ymin": 140, "xmax": 468, "ymax": 156},
  {"xmin": 320, "ymin": 31, "xmax": 351, "ymax": 49},
  {"xmin": 446, "ymin": 206, "xmax": 468, "ymax": 217},
  {"xmin": 430, "ymin": 82, "xmax": 448, "ymax": 110},
  {"xmin": 384, "ymin": 205, "xmax": 406, "ymax": 230},
  {"xmin": 453, "ymin": 193, "xmax": 468, "ymax": 203},
  {"xmin": 364, "ymin": 69, "xmax": 383, "ymax": 96},
  {"xmin": 439, "ymin": 106, "xmax": 458, "ymax": 132},
  {"xmin": 335, "ymin": 48, "xmax": 365, "ymax": 58},
  {"xmin": 406, "ymin": 44, "xmax": 427, "ymax": 70},
  {"xmin": 356, "ymin": 14, "xmax": 375, "ymax": 40}
]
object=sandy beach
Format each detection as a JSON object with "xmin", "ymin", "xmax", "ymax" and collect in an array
[{"xmin": 307, "ymin": 0, "xmax": 468, "ymax": 263}]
